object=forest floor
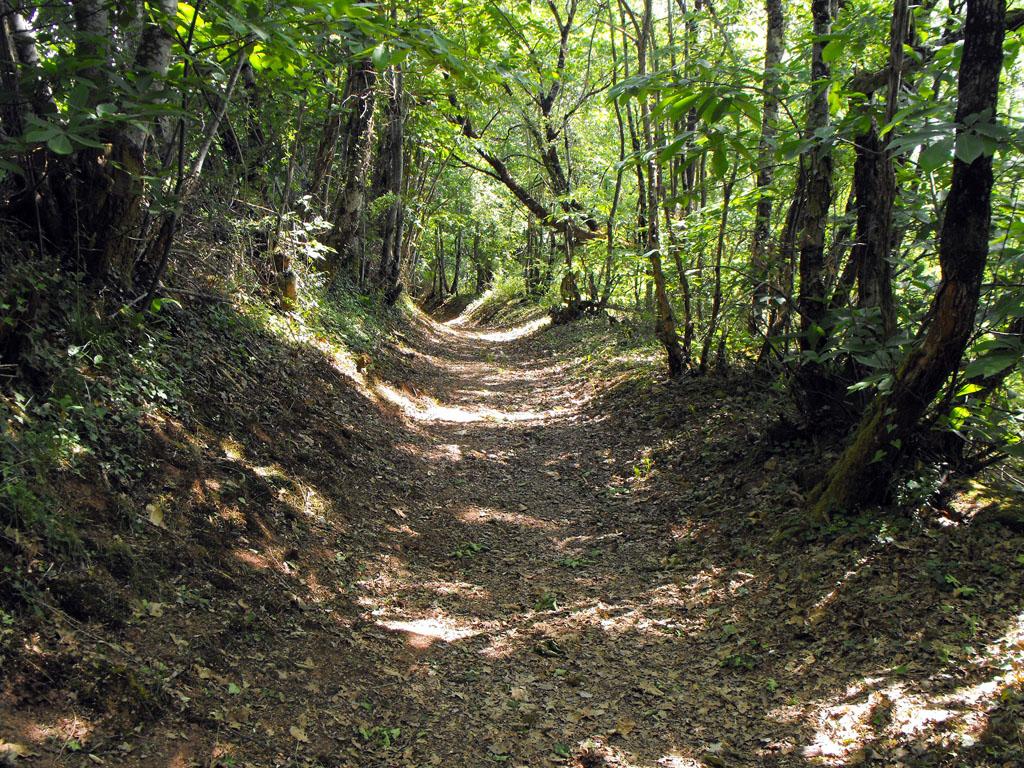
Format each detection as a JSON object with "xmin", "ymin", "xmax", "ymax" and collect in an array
[{"xmin": 2, "ymin": 298, "xmax": 1024, "ymax": 768}]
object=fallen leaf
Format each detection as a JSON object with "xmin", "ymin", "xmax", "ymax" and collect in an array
[{"xmin": 614, "ymin": 717, "xmax": 636, "ymax": 736}]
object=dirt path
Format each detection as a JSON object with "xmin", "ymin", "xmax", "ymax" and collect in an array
[
  {"xmin": 7, "ymin": 308, "xmax": 1020, "ymax": 768},
  {"xmin": 310, "ymin": 313, "xmax": 790, "ymax": 768}
]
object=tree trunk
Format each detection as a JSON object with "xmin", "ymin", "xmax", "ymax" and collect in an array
[
  {"xmin": 849, "ymin": 0, "xmax": 907, "ymax": 340},
  {"xmin": 138, "ymin": 46, "xmax": 248, "ymax": 303},
  {"xmin": 795, "ymin": 0, "xmax": 836, "ymax": 355},
  {"xmin": 808, "ymin": 0, "xmax": 1006, "ymax": 517},
  {"xmin": 700, "ymin": 174, "xmax": 736, "ymax": 373},
  {"xmin": 271, "ymin": 101, "xmax": 305, "ymax": 306},
  {"xmin": 750, "ymin": 0, "xmax": 785, "ymax": 341},
  {"xmin": 326, "ymin": 58, "xmax": 377, "ymax": 275},
  {"xmin": 629, "ymin": 0, "xmax": 686, "ymax": 377},
  {"xmin": 435, "ymin": 222, "xmax": 447, "ymax": 299},
  {"xmin": 74, "ymin": 0, "xmax": 177, "ymax": 286},
  {"xmin": 306, "ymin": 89, "xmax": 342, "ymax": 206},
  {"xmin": 851, "ymin": 123, "xmax": 897, "ymax": 338},
  {"xmin": 376, "ymin": 63, "xmax": 406, "ymax": 300}
]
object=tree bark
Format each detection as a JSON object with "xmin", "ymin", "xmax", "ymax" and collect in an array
[
  {"xmin": 452, "ymin": 230, "xmax": 462, "ymax": 295},
  {"xmin": 851, "ymin": 123, "xmax": 897, "ymax": 337},
  {"xmin": 701, "ymin": 174, "xmax": 736, "ymax": 373},
  {"xmin": 306, "ymin": 89, "xmax": 342, "ymax": 206},
  {"xmin": 848, "ymin": 0, "xmax": 907, "ymax": 340},
  {"xmin": 750, "ymin": 0, "xmax": 785, "ymax": 340},
  {"xmin": 326, "ymin": 58, "xmax": 377, "ymax": 274},
  {"xmin": 74, "ymin": 0, "xmax": 177, "ymax": 285},
  {"xmin": 376, "ymin": 63, "xmax": 406, "ymax": 300},
  {"xmin": 795, "ymin": 0, "xmax": 836, "ymax": 355},
  {"xmin": 139, "ymin": 45, "xmax": 248, "ymax": 304}
]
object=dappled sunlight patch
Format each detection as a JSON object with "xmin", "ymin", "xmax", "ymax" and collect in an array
[
  {"xmin": 209, "ymin": 431, "xmax": 343, "ymax": 530},
  {"xmin": 251, "ymin": 462, "xmax": 289, "ymax": 480},
  {"xmin": 727, "ymin": 571, "xmax": 757, "ymax": 595},
  {"xmin": 480, "ymin": 362, "xmax": 575, "ymax": 387},
  {"xmin": 433, "ymin": 442, "xmax": 465, "ymax": 462},
  {"xmin": 1, "ymin": 712, "xmax": 95, "ymax": 753},
  {"xmin": 302, "ymin": 569, "xmax": 333, "ymax": 605},
  {"xmin": 268, "ymin": 480, "xmax": 332, "ymax": 526},
  {"xmin": 417, "ymin": 578, "xmax": 490, "ymax": 600},
  {"xmin": 258, "ymin": 304, "xmax": 371, "ymax": 390},
  {"xmin": 355, "ymin": 553, "xmax": 411, "ymax": 605},
  {"xmin": 655, "ymin": 754, "xmax": 705, "ymax": 768},
  {"xmin": 805, "ymin": 555, "xmax": 873, "ymax": 625},
  {"xmin": 219, "ymin": 437, "xmax": 245, "ymax": 461},
  {"xmin": 801, "ymin": 688, "xmax": 885, "ymax": 763},
  {"xmin": 797, "ymin": 611, "xmax": 1024, "ymax": 764},
  {"xmin": 478, "ymin": 628, "xmax": 523, "ymax": 660},
  {"xmin": 439, "ymin": 315, "xmax": 552, "ymax": 341},
  {"xmin": 386, "ymin": 523, "xmax": 420, "ymax": 537},
  {"xmin": 670, "ymin": 564, "xmax": 731, "ymax": 608},
  {"xmin": 233, "ymin": 548, "xmax": 272, "ymax": 570},
  {"xmin": 373, "ymin": 381, "xmax": 565, "ymax": 424},
  {"xmin": 456, "ymin": 505, "xmax": 561, "ymax": 530},
  {"xmin": 444, "ymin": 291, "xmax": 495, "ymax": 327},
  {"xmin": 218, "ymin": 504, "xmax": 248, "ymax": 530},
  {"xmin": 378, "ymin": 615, "xmax": 484, "ymax": 649},
  {"xmin": 458, "ymin": 388, "xmax": 501, "ymax": 399},
  {"xmin": 165, "ymin": 745, "xmax": 195, "ymax": 768},
  {"xmin": 580, "ymin": 590, "xmax": 706, "ymax": 639},
  {"xmin": 478, "ymin": 588, "xmax": 705, "ymax": 660}
]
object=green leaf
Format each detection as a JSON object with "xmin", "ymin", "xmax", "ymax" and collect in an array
[
  {"xmin": 0, "ymin": 158, "xmax": 25, "ymax": 177},
  {"xmin": 711, "ymin": 144, "xmax": 728, "ymax": 177},
  {"xmin": 47, "ymin": 134, "xmax": 73, "ymax": 155},
  {"xmin": 963, "ymin": 352, "xmax": 1020, "ymax": 379},
  {"xmin": 954, "ymin": 132, "xmax": 986, "ymax": 163},
  {"xmin": 23, "ymin": 124, "xmax": 60, "ymax": 142},
  {"xmin": 919, "ymin": 138, "xmax": 953, "ymax": 172},
  {"xmin": 822, "ymin": 38, "xmax": 845, "ymax": 63}
]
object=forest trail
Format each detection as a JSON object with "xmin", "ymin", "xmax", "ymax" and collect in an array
[
  {"xmin": 237, "ymin": 308, "xmax": 816, "ymax": 768},
  {"xmin": 344, "ymin": 311, "xmax": 713, "ymax": 765},
  {"xmin": 6, "ymin": 306, "xmax": 1019, "ymax": 768}
]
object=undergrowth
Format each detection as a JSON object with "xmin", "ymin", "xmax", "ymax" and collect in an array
[{"xmin": 0, "ymin": 248, "xmax": 397, "ymax": 562}]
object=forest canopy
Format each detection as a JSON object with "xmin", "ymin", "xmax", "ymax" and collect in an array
[{"xmin": 1, "ymin": 0, "xmax": 1023, "ymax": 535}]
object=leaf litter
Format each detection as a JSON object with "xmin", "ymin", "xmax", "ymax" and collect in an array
[{"xmin": 2, "ymin": 309, "xmax": 1022, "ymax": 767}]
